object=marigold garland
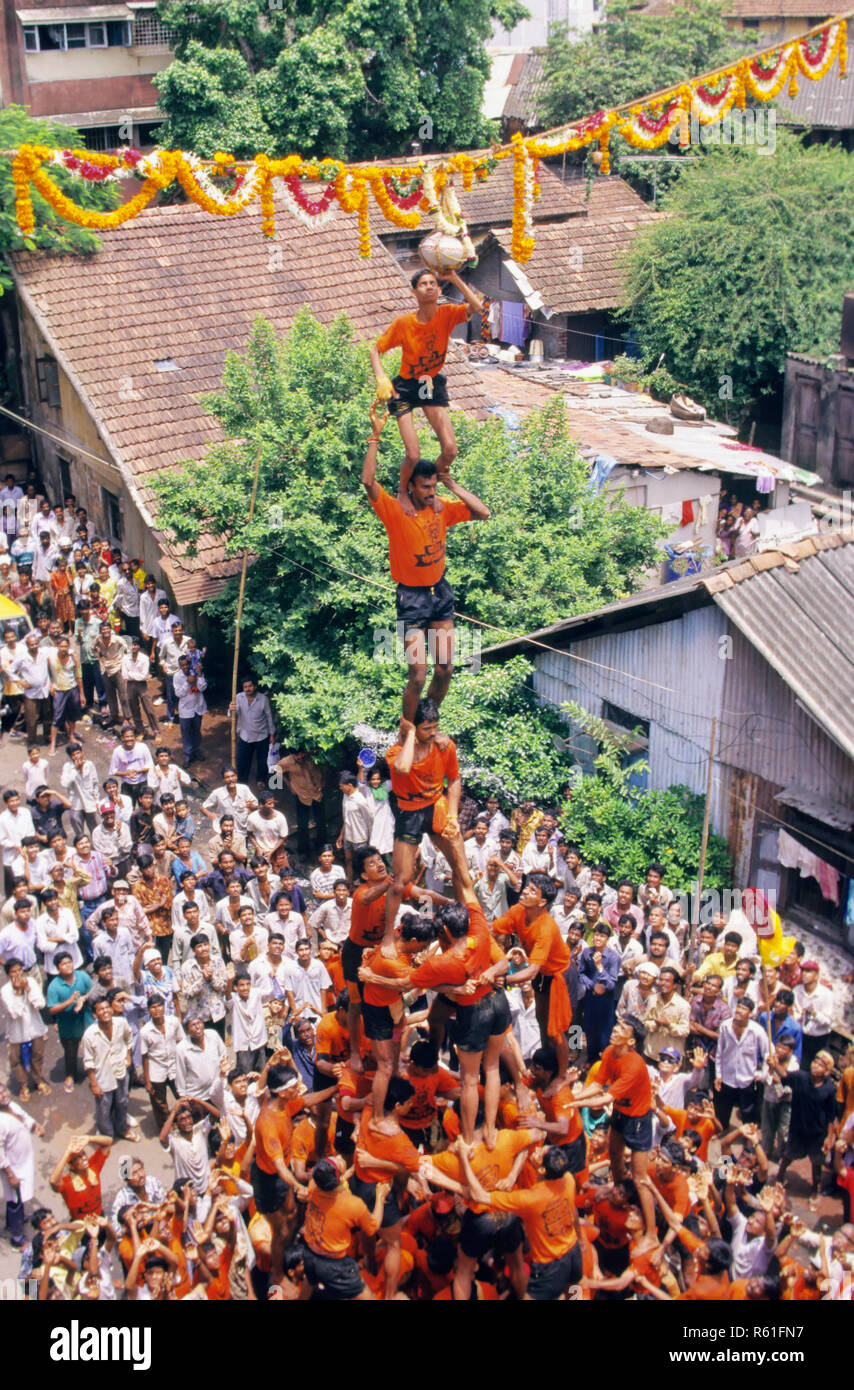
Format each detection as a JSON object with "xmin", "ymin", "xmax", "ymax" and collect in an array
[{"xmin": 6, "ymin": 16, "xmax": 847, "ymax": 262}]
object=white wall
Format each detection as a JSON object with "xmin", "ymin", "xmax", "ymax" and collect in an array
[{"xmin": 491, "ymin": 0, "xmax": 598, "ymax": 49}]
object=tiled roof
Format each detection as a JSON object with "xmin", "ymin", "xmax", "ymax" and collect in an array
[
  {"xmin": 453, "ymin": 159, "xmax": 584, "ymax": 228},
  {"xmin": 489, "ymin": 178, "xmax": 658, "ymax": 313},
  {"xmin": 639, "ymin": 0, "xmax": 829, "ymax": 15},
  {"xmin": 10, "ymin": 199, "xmax": 494, "ymax": 604},
  {"xmin": 502, "ymin": 50, "xmax": 548, "ymax": 128}
]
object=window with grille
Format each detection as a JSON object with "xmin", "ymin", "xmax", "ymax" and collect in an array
[
  {"xmin": 132, "ymin": 15, "xmax": 177, "ymax": 45},
  {"xmin": 81, "ymin": 126, "xmax": 123, "ymax": 153}
]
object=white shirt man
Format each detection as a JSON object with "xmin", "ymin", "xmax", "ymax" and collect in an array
[
  {"xmin": 340, "ymin": 783, "xmax": 374, "ymax": 847},
  {"xmin": 139, "ymin": 586, "xmax": 166, "ymax": 641},
  {"xmin": 35, "ymin": 905, "xmax": 82, "ymax": 973},
  {"xmin": 140, "ymin": 1014, "xmax": 184, "ymax": 1086},
  {"xmin": 249, "ymin": 943, "xmax": 299, "ymax": 1002},
  {"xmin": 716, "ymin": 1012, "xmax": 769, "ymax": 1090},
  {"xmin": 82, "ymin": 1014, "xmax": 132, "ymax": 1093},
  {"xmin": 202, "ymin": 782, "xmax": 257, "ymax": 835},
  {"xmin": 247, "ymin": 806, "xmax": 289, "ymax": 858},
  {"xmin": 233, "ymin": 689, "xmax": 275, "ymax": 745},
  {"xmin": 121, "ymin": 648, "xmax": 152, "ymax": 685},
  {"xmin": 11, "ymin": 644, "xmax": 50, "ymax": 700},
  {"xmin": 793, "ymin": 974, "xmax": 835, "ymax": 1039},
  {"xmin": 508, "ymin": 984, "xmax": 540, "ymax": 1061},
  {"xmin": 227, "ymin": 985, "xmax": 267, "ymax": 1055},
  {"xmin": 520, "ymin": 839, "xmax": 552, "ymax": 876},
  {"xmin": 175, "ymin": 1027, "xmax": 226, "ymax": 1105},
  {"xmin": 90, "ymin": 923, "xmax": 136, "ymax": 991},
  {"xmin": 0, "ymin": 480, "xmax": 23, "ymax": 540},
  {"xmin": 0, "ymin": 800, "xmax": 36, "ymax": 869},
  {"xmin": 31, "ymin": 538, "xmax": 59, "ymax": 582},
  {"xmin": 290, "ymin": 951, "xmax": 331, "ymax": 1020},
  {"xmin": 115, "ymin": 573, "xmax": 141, "ymax": 620},
  {"xmin": 0, "ymin": 972, "xmax": 47, "ymax": 1044},
  {"xmin": 309, "ymin": 892, "xmax": 351, "ymax": 946}
]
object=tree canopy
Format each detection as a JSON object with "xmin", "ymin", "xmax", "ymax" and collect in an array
[
  {"xmin": 622, "ymin": 132, "xmax": 854, "ymax": 425},
  {"xmin": 539, "ymin": 0, "xmax": 748, "ymax": 126},
  {"xmin": 0, "ymin": 107, "xmax": 118, "ymax": 296},
  {"xmin": 151, "ymin": 310, "xmax": 664, "ymax": 767},
  {"xmin": 154, "ymin": 0, "xmax": 529, "ymax": 159}
]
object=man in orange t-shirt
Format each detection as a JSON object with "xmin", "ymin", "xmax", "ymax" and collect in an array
[
  {"xmin": 382, "ymin": 701, "xmax": 467, "ymax": 951},
  {"xmin": 363, "ymin": 388, "xmax": 489, "ymax": 721},
  {"xmin": 301, "ymin": 1156, "xmax": 384, "ymax": 1301},
  {"xmin": 462, "ymin": 1142, "xmax": 582, "ymax": 1300},
  {"xmin": 370, "ymin": 267, "xmax": 484, "ymax": 511},
  {"xmin": 493, "ymin": 873, "xmax": 573, "ymax": 1078},
  {"xmin": 251, "ymin": 1064, "xmax": 338, "ymax": 1284},
  {"xmin": 351, "ymin": 1075, "xmax": 422, "ymax": 1299},
  {"xmin": 422, "ymin": 1111, "xmax": 539, "ymax": 1300},
  {"xmin": 567, "ymin": 1016, "xmax": 657, "ymax": 1238}
]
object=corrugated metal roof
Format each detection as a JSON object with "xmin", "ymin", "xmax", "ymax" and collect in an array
[
  {"xmin": 712, "ymin": 541, "xmax": 854, "ymax": 761},
  {"xmin": 774, "ymin": 784, "xmax": 854, "ymax": 829},
  {"xmin": 776, "ymin": 70, "xmax": 854, "ymax": 129}
]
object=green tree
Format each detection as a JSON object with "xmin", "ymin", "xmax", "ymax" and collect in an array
[
  {"xmin": 154, "ymin": 0, "xmax": 529, "ymax": 159},
  {"xmin": 151, "ymin": 311, "xmax": 664, "ymax": 756},
  {"xmin": 562, "ymin": 778, "xmax": 732, "ymax": 895},
  {"xmin": 0, "ymin": 107, "xmax": 119, "ymax": 296},
  {"xmin": 622, "ymin": 131, "xmax": 854, "ymax": 426},
  {"xmin": 540, "ymin": 0, "xmax": 747, "ymax": 126}
]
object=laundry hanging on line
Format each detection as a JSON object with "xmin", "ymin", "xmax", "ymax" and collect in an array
[{"xmin": 777, "ymin": 828, "xmax": 840, "ymax": 905}]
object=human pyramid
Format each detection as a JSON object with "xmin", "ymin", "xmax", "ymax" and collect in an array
[{"xmin": 4, "ymin": 271, "xmax": 847, "ymax": 1307}]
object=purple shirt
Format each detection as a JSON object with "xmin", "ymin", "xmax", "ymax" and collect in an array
[{"xmin": 689, "ymin": 995, "xmax": 731, "ymax": 1060}]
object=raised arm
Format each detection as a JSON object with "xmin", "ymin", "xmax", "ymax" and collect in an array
[{"xmin": 361, "ymin": 405, "xmax": 389, "ymax": 500}]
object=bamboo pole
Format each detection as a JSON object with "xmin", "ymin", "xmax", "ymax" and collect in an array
[
  {"xmin": 691, "ymin": 716, "xmax": 717, "ymax": 962},
  {"xmin": 230, "ymin": 440, "xmax": 263, "ymax": 767}
]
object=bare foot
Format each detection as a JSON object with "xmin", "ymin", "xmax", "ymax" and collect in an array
[
  {"xmin": 397, "ymin": 488, "xmax": 417, "ymax": 518},
  {"xmin": 484, "ymin": 1125, "xmax": 498, "ymax": 1151},
  {"xmin": 349, "ymin": 1054, "xmax": 363, "ymax": 1074}
]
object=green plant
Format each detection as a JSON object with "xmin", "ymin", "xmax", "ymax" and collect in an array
[
  {"xmin": 643, "ymin": 364, "xmax": 679, "ymax": 402},
  {"xmin": 611, "ymin": 353, "xmax": 642, "ymax": 383}
]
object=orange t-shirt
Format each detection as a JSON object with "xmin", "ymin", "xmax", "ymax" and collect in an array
[
  {"xmin": 433, "ymin": 1279, "xmax": 499, "ymax": 1300},
  {"xmin": 493, "ymin": 904, "xmax": 570, "ymax": 978},
  {"xmin": 410, "ymin": 901, "xmax": 493, "ymax": 1005},
  {"xmin": 663, "ymin": 1106, "xmax": 717, "ymax": 1161},
  {"xmin": 315, "ymin": 1011, "xmax": 349, "ymax": 1065},
  {"xmin": 679, "ymin": 1271, "xmax": 731, "ymax": 1300},
  {"xmin": 362, "ymin": 944, "xmax": 413, "ymax": 1007},
  {"xmin": 253, "ymin": 1096, "xmax": 304, "ymax": 1175},
  {"xmin": 290, "ymin": 1114, "xmax": 336, "ymax": 1170},
  {"xmin": 57, "ymin": 1149, "xmax": 107, "ymax": 1219},
  {"xmin": 376, "ymin": 302, "xmax": 470, "ymax": 380},
  {"xmin": 399, "ymin": 1065, "xmax": 459, "ymax": 1131},
  {"xmin": 324, "ymin": 956, "xmax": 345, "ymax": 995},
  {"xmin": 303, "ymin": 1183, "xmax": 377, "ymax": 1258},
  {"xmin": 204, "ymin": 1244, "xmax": 233, "ymax": 1300},
  {"xmin": 349, "ymin": 881, "xmax": 413, "ymax": 948},
  {"xmin": 369, "ymin": 486, "xmax": 470, "ymax": 589},
  {"xmin": 648, "ymin": 1160, "xmax": 690, "ymax": 1218},
  {"xmin": 597, "ymin": 1045, "xmax": 652, "ymax": 1116},
  {"xmin": 536, "ymin": 1082, "xmax": 583, "ymax": 1146},
  {"xmin": 491, "ymin": 1173, "xmax": 578, "ymax": 1264},
  {"xmin": 592, "ymin": 1195, "xmax": 630, "ymax": 1249},
  {"xmin": 387, "ymin": 737, "xmax": 460, "ymax": 810},
  {"xmin": 430, "ymin": 1128, "xmax": 538, "ymax": 1214},
  {"xmin": 354, "ymin": 1109, "xmax": 422, "ymax": 1185}
]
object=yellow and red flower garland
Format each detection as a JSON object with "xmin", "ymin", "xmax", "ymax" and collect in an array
[{"xmin": 8, "ymin": 16, "xmax": 848, "ymax": 263}]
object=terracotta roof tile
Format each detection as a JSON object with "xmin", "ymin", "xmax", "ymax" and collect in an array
[
  {"xmin": 10, "ymin": 198, "xmax": 494, "ymax": 603},
  {"xmin": 489, "ymin": 178, "xmax": 658, "ymax": 313}
]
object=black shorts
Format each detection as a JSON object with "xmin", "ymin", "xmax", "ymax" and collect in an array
[
  {"xmin": 341, "ymin": 937, "xmax": 365, "ymax": 990},
  {"xmin": 558, "ymin": 1130, "xmax": 588, "ymax": 1177},
  {"xmin": 349, "ymin": 1174, "xmax": 407, "ymax": 1230},
  {"xmin": 312, "ymin": 1063, "xmax": 339, "ymax": 1093},
  {"xmin": 527, "ymin": 1243, "xmax": 583, "ymax": 1301},
  {"xmin": 449, "ymin": 989, "xmax": 511, "ymax": 1054},
  {"xmin": 389, "ymin": 791, "xmax": 442, "ymax": 847},
  {"xmin": 460, "ymin": 1209, "xmax": 524, "ymax": 1261},
  {"xmin": 395, "ymin": 575, "xmax": 455, "ymax": 632},
  {"xmin": 387, "ymin": 371, "xmax": 449, "ymax": 416},
  {"xmin": 250, "ymin": 1160, "xmax": 290, "ymax": 1215},
  {"xmin": 361, "ymin": 999, "xmax": 396, "ymax": 1042},
  {"xmin": 400, "ymin": 1123, "xmax": 433, "ymax": 1151},
  {"xmin": 303, "ymin": 1248, "xmax": 365, "ymax": 1300},
  {"xmin": 609, "ymin": 1108, "xmax": 653, "ymax": 1152}
]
